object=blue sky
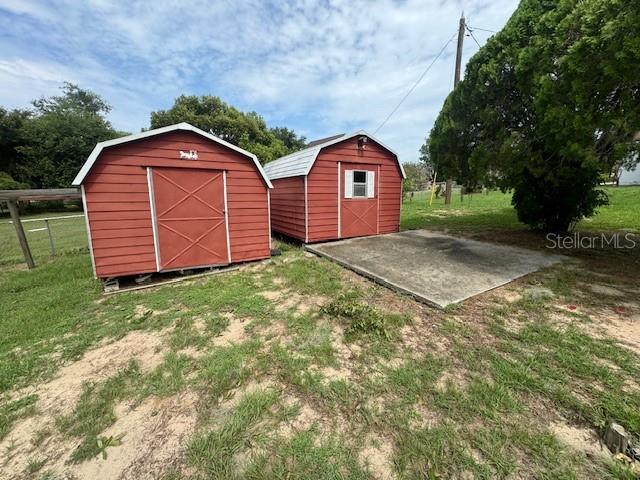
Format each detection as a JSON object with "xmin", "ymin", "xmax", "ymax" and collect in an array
[{"xmin": 0, "ymin": 0, "xmax": 519, "ymax": 163}]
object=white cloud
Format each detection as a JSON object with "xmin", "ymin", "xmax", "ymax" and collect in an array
[{"xmin": 0, "ymin": 0, "xmax": 518, "ymax": 161}]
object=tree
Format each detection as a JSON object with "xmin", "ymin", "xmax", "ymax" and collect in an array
[
  {"xmin": 15, "ymin": 83, "xmax": 123, "ymax": 188},
  {"xmin": 426, "ymin": 0, "xmax": 640, "ymax": 232},
  {"xmin": 0, "ymin": 107, "xmax": 31, "ymax": 178},
  {"xmin": 403, "ymin": 162, "xmax": 431, "ymax": 192},
  {"xmin": 150, "ymin": 95, "xmax": 305, "ymax": 163},
  {"xmin": 0, "ymin": 171, "xmax": 27, "ymax": 190},
  {"xmin": 271, "ymin": 126, "xmax": 307, "ymax": 151}
]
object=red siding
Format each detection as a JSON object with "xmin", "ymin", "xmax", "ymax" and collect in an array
[
  {"xmin": 84, "ymin": 130, "xmax": 270, "ymax": 278},
  {"xmin": 306, "ymin": 137, "xmax": 402, "ymax": 242},
  {"xmin": 269, "ymin": 177, "xmax": 306, "ymax": 241}
]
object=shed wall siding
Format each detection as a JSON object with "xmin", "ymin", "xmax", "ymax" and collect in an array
[
  {"xmin": 306, "ymin": 137, "xmax": 402, "ymax": 242},
  {"xmin": 269, "ymin": 177, "xmax": 306, "ymax": 241},
  {"xmin": 84, "ymin": 131, "xmax": 269, "ymax": 277}
]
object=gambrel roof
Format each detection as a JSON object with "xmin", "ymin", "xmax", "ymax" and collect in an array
[
  {"xmin": 73, "ymin": 122, "xmax": 273, "ymax": 188},
  {"xmin": 263, "ymin": 130, "xmax": 406, "ymax": 180}
]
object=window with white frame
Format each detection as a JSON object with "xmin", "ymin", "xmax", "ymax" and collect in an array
[
  {"xmin": 353, "ymin": 170, "xmax": 367, "ymax": 197},
  {"xmin": 344, "ymin": 170, "xmax": 375, "ymax": 199}
]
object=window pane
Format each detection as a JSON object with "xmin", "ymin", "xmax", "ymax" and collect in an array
[
  {"xmin": 353, "ymin": 184, "xmax": 366, "ymax": 197},
  {"xmin": 353, "ymin": 171, "xmax": 367, "ymax": 183}
]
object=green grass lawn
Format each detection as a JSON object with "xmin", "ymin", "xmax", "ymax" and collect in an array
[
  {"xmin": 0, "ymin": 191, "xmax": 639, "ymax": 479},
  {"xmin": 401, "ymin": 186, "xmax": 640, "ymax": 233}
]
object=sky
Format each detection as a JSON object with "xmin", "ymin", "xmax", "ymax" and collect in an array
[{"xmin": 0, "ymin": 0, "xmax": 519, "ymax": 163}]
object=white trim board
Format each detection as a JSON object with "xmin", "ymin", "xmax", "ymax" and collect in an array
[
  {"xmin": 304, "ymin": 176, "xmax": 309, "ymax": 243},
  {"xmin": 267, "ymin": 189, "xmax": 272, "ymax": 250},
  {"xmin": 263, "ymin": 130, "xmax": 407, "ymax": 181},
  {"xmin": 73, "ymin": 122, "xmax": 273, "ymax": 189},
  {"xmin": 81, "ymin": 185, "xmax": 97, "ymax": 278},
  {"xmin": 223, "ymin": 170, "xmax": 232, "ymax": 263},
  {"xmin": 147, "ymin": 168, "xmax": 162, "ymax": 272},
  {"xmin": 337, "ymin": 161, "xmax": 341, "ymax": 239}
]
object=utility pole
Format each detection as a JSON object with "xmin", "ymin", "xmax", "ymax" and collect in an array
[{"xmin": 445, "ymin": 12, "xmax": 465, "ymax": 206}]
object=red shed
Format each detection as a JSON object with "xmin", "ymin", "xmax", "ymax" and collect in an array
[
  {"xmin": 72, "ymin": 123, "xmax": 273, "ymax": 279},
  {"xmin": 264, "ymin": 131, "xmax": 405, "ymax": 243}
]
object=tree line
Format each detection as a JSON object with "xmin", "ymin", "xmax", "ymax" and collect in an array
[
  {"xmin": 423, "ymin": 0, "xmax": 639, "ymax": 232},
  {"xmin": 0, "ymin": 83, "xmax": 306, "ymax": 190}
]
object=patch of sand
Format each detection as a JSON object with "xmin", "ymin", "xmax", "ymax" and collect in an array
[
  {"xmin": 261, "ymin": 289, "xmax": 327, "ymax": 316},
  {"xmin": 192, "ymin": 316, "xmax": 207, "ymax": 333},
  {"xmin": 133, "ymin": 304, "xmax": 169, "ymax": 319},
  {"xmin": 0, "ymin": 330, "xmax": 169, "ymax": 479},
  {"xmin": 551, "ymin": 421, "xmax": 607, "ymax": 459},
  {"xmin": 436, "ymin": 370, "xmax": 468, "ymax": 391},
  {"xmin": 411, "ymin": 403, "xmax": 440, "ymax": 429},
  {"xmin": 213, "ymin": 313, "xmax": 249, "ymax": 346},
  {"xmin": 584, "ymin": 283, "xmax": 627, "ymax": 298},
  {"xmin": 11, "ymin": 330, "xmax": 166, "ymax": 416},
  {"xmin": 359, "ymin": 434, "xmax": 396, "ymax": 480},
  {"xmin": 74, "ymin": 390, "xmax": 198, "ymax": 480},
  {"xmin": 260, "ymin": 290, "xmax": 284, "ymax": 301}
]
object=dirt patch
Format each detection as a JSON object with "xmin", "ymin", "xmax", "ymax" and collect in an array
[
  {"xmin": 317, "ymin": 365, "xmax": 352, "ymax": 382},
  {"xmin": 436, "ymin": 370, "xmax": 468, "ymax": 391},
  {"xmin": 134, "ymin": 304, "xmax": 169, "ymax": 319},
  {"xmin": 551, "ymin": 421, "xmax": 608, "ymax": 459},
  {"xmin": 5, "ymin": 390, "xmax": 199, "ymax": 480},
  {"xmin": 11, "ymin": 330, "xmax": 166, "ymax": 417},
  {"xmin": 330, "ymin": 324, "xmax": 362, "ymax": 360},
  {"xmin": 74, "ymin": 390, "xmax": 198, "ymax": 479},
  {"xmin": 213, "ymin": 313, "xmax": 249, "ymax": 347},
  {"xmin": 411, "ymin": 403, "xmax": 440, "ymax": 429},
  {"xmin": 192, "ymin": 316, "xmax": 207, "ymax": 334},
  {"xmin": 359, "ymin": 434, "xmax": 396, "ymax": 479},
  {"xmin": 260, "ymin": 290, "xmax": 284, "ymax": 301},
  {"xmin": 594, "ymin": 317, "xmax": 640, "ymax": 355},
  {"xmin": 0, "ymin": 330, "xmax": 169, "ymax": 479},
  {"xmin": 261, "ymin": 289, "xmax": 326, "ymax": 316},
  {"xmin": 584, "ymin": 284, "xmax": 627, "ymax": 298}
]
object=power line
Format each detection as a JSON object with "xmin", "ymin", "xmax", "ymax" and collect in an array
[
  {"xmin": 465, "ymin": 25, "xmax": 482, "ymax": 48},
  {"xmin": 466, "ymin": 25, "xmax": 497, "ymax": 34},
  {"xmin": 373, "ymin": 30, "xmax": 458, "ymax": 135}
]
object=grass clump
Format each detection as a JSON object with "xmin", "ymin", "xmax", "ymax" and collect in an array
[
  {"xmin": 186, "ymin": 388, "xmax": 278, "ymax": 478},
  {"xmin": 245, "ymin": 428, "xmax": 368, "ymax": 480},
  {"xmin": 322, "ymin": 292, "xmax": 407, "ymax": 341}
]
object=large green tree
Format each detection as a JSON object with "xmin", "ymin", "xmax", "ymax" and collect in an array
[
  {"xmin": 426, "ymin": 0, "xmax": 640, "ymax": 232},
  {"xmin": 0, "ymin": 107, "xmax": 31, "ymax": 179},
  {"xmin": 16, "ymin": 83, "xmax": 122, "ymax": 188},
  {"xmin": 150, "ymin": 95, "xmax": 305, "ymax": 164}
]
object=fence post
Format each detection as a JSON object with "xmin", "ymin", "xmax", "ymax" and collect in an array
[
  {"xmin": 7, "ymin": 200, "xmax": 35, "ymax": 269},
  {"xmin": 45, "ymin": 219, "xmax": 56, "ymax": 255}
]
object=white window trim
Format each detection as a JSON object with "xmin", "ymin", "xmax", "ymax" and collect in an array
[{"xmin": 351, "ymin": 170, "xmax": 368, "ymax": 198}]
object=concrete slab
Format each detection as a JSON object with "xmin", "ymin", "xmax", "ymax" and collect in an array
[{"xmin": 306, "ymin": 230, "xmax": 565, "ymax": 309}]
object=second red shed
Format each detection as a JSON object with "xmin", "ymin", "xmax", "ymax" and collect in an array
[
  {"xmin": 73, "ymin": 123, "xmax": 273, "ymax": 279},
  {"xmin": 264, "ymin": 131, "xmax": 405, "ymax": 243}
]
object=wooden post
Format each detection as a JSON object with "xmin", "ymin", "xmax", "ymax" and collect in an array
[
  {"xmin": 7, "ymin": 200, "xmax": 35, "ymax": 269},
  {"xmin": 445, "ymin": 13, "xmax": 466, "ymax": 206},
  {"xmin": 45, "ymin": 219, "xmax": 56, "ymax": 255}
]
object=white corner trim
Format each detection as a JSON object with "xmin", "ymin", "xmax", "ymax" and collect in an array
[
  {"xmin": 337, "ymin": 161, "xmax": 341, "ymax": 239},
  {"xmin": 223, "ymin": 170, "xmax": 232, "ymax": 264},
  {"xmin": 377, "ymin": 165, "xmax": 381, "ymax": 234},
  {"xmin": 304, "ymin": 176, "xmax": 309, "ymax": 243},
  {"xmin": 80, "ymin": 185, "xmax": 97, "ymax": 278},
  {"xmin": 72, "ymin": 122, "xmax": 273, "ymax": 188},
  {"xmin": 147, "ymin": 168, "xmax": 161, "ymax": 272},
  {"xmin": 267, "ymin": 189, "xmax": 272, "ymax": 250}
]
